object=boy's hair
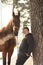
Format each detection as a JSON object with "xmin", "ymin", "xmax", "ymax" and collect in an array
[{"xmin": 23, "ymin": 27, "xmax": 29, "ymax": 31}]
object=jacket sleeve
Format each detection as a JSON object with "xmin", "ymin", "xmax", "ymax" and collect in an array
[
  {"xmin": 26, "ymin": 34, "xmax": 34, "ymax": 55},
  {"xmin": 19, "ymin": 38, "xmax": 28, "ymax": 53}
]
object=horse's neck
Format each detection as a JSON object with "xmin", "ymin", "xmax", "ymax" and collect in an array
[
  {"xmin": 0, "ymin": 18, "xmax": 13, "ymax": 39},
  {"xmin": 0, "ymin": 27, "xmax": 7, "ymax": 39},
  {"xmin": 6, "ymin": 18, "xmax": 13, "ymax": 34},
  {"xmin": 7, "ymin": 17, "xmax": 14, "ymax": 30}
]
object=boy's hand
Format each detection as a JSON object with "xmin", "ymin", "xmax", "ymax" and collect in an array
[{"xmin": 25, "ymin": 53, "xmax": 29, "ymax": 57}]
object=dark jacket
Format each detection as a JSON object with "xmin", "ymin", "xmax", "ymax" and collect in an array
[{"xmin": 19, "ymin": 33, "xmax": 34, "ymax": 55}]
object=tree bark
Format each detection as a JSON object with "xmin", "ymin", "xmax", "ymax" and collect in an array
[{"xmin": 30, "ymin": 0, "xmax": 43, "ymax": 65}]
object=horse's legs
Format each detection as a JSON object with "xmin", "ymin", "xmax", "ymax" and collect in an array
[
  {"xmin": 2, "ymin": 51, "xmax": 6, "ymax": 65},
  {"xmin": 8, "ymin": 49, "xmax": 13, "ymax": 65}
]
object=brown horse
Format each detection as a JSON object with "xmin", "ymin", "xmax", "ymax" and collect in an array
[{"xmin": 0, "ymin": 11, "xmax": 20, "ymax": 65}]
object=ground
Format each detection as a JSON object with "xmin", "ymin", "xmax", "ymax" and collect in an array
[
  {"xmin": 0, "ymin": 47, "xmax": 33, "ymax": 65},
  {"xmin": 11, "ymin": 47, "xmax": 33, "ymax": 65},
  {"xmin": 11, "ymin": 56, "xmax": 33, "ymax": 65}
]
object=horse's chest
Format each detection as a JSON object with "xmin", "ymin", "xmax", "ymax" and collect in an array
[{"xmin": 0, "ymin": 34, "xmax": 13, "ymax": 45}]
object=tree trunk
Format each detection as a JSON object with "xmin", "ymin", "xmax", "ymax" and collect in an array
[{"xmin": 30, "ymin": 0, "xmax": 43, "ymax": 65}]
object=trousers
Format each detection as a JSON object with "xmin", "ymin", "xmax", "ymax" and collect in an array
[{"xmin": 16, "ymin": 53, "xmax": 30, "ymax": 65}]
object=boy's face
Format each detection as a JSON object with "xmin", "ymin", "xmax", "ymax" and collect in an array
[{"xmin": 23, "ymin": 29, "xmax": 29, "ymax": 36}]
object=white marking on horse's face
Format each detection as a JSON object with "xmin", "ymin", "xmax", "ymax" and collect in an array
[
  {"xmin": 14, "ymin": 8, "xmax": 18, "ymax": 15},
  {"xmin": 13, "ymin": 26, "xmax": 15, "ymax": 32}
]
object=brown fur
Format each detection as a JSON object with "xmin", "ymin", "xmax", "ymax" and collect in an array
[{"xmin": 0, "ymin": 11, "xmax": 20, "ymax": 65}]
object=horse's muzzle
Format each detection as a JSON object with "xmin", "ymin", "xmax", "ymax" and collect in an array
[
  {"xmin": 13, "ymin": 26, "xmax": 19, "ymax": 36},
  {"xmin": 13, "ymin": 31, "xmax": 18, "ymax": 36}
]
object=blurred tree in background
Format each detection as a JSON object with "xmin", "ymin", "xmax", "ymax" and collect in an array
[
  {"xmin": 1, "ymin": 0, "xmax": 43, "ymax": 65},
  {"xmin": 1, "ymin": 0, "xmax": 31, "ymax": 28}
]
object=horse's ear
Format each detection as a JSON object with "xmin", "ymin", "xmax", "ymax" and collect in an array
[
  {"xmin": 18, "ymin": 11, "xmax": 20, "ymax": 17},
  {"xmin": 12, "ymin": 11, "xmax": 15, "ymax": 17}
]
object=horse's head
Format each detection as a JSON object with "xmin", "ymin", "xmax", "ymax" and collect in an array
[{"xmin": 12, "ymin": 11, "xmax": 20, "ymax": 36}]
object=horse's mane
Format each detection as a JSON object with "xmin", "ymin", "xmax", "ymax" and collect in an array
[
  {"xmin": 7, "ymin": 17, "xmax": 14, "ymax": 28},
  {"xmin": 0, "ymin": 17, "xmax": 14, "ymax": 38}
]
